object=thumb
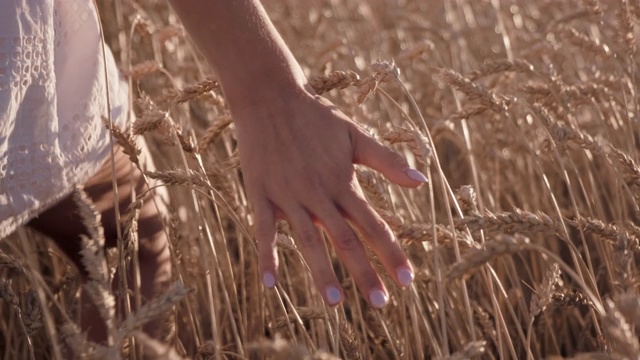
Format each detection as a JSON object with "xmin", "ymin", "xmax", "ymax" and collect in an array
[{"xmin": 351, "ymin": 127, "xmax": 428, "ymax": 187}]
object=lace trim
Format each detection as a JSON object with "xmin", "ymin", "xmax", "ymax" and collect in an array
[{"xmin": 0, "ymin": 35, "xmax": 52, "ymax": 91}]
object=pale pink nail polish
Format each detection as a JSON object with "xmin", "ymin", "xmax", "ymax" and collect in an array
[
  {"xmin": 369, "ymin": 289, "xmax": 388, "ymax": 308},
  {"xmin": 326, "ymin": 286, "xmax": 342, "ymax": 305},
  {"xmin": 396, "ymin": 266, "xmax": 414, "ymax": 286},
  {"xmin": 263, "ymin": 273, "xmax": 276, "ymax": 288},
  {"xmin": 406, "ymin": 168, "xmax": 428, "ymax": 183}
]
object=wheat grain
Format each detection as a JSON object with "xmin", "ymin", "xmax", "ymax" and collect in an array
[
  {"xmin": 439, "ymin": 69, "xmax": 511, "ymax": 113},
  {"xmin": 472, "ymin": 302, "xmax": 497, "ymax": 347},
  {"xmin": 445, "ymin": 235, "xmax": 530, "ymax": 281},
  {"xmin": 197, "ymin": 115, "xmax": 233, "ymax": 152},
  {"xmin": 616, "ymin": 0, "xmax": 637, "ymax": 56},
  {"xmin": 551, "ymin": 290, "xmax": 594, "ymax": 309},
  {"xmin": 22, "ymin": 289, "xmax": 42, "ymax": 336},
  {"xmin": 382, "ymin": 126, "xmax": 432, "ymax": 169},
  {"xmin": 133, "ymin": 94, "xmax": 170, "ymax": 136},
  {"xmin": 170, "ymin": 78, "xmax": 220, "ymax": 104},
  {"xmin": 559, "ymin": 26, "xmax": 611, "ymax": 58},
  {"xmin": 356, "ymin": 168, "xmax": 388, "ymax": 208},
  {"xmin": 530, "ymin": 263, "xmax": 561, "ymax": 317},
  {"xmin": 146, "ymin": 169, "xmax": 210, "ymax": 188},
  {"xmin": 102, "ymin": 118, "xmax": 142, "ymax": 166},
  {"xmin": 126, "ymin": 60, "xmax": 161, "ymax": 80},
  {"xmin": 0, "ymin": 249, "xmax": 25, "ymax": 276},
  {"xmin": 455, "ymin": 185, "xmax": 478, "ymax": 215},
  {"xmin": 120, "ymin": 282, "xmax": 190, "ymax": 337},
  {"xmin": 309, "ymin": 69, "xmax": 360, "ymax": 95},
  {"xmin": 602, "ymin": 299, "xmax": 640, "ymax": 357},
  {"xmin": 456, "ymin": 209, "xmax": 560, "ymax": 237},
  {"xmin": 466, "ymin": 59, "xmax": 534, "ymax": 81}
]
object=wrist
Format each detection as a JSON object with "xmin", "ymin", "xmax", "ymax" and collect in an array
[{"xmin": 221, "ymin": 67, "xmax": 312, "ymax": 121}]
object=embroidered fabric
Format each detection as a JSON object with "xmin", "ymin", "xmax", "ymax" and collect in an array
[{"xmin": 0, "ymin": 0, "xmax": 129, "ymax": 238}]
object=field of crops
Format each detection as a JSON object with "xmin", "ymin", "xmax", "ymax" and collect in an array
[{"xmin": 2, "ymin": 0, "xmax": 640, "ymax": 359}]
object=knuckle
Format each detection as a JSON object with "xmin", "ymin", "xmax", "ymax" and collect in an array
[
  {"xmin": 389, "ymin": 149, "xmax": 409, "ymax": 168},
  {"xmin": 332, "ymin": 228, "xmax": 361, "ymax": 251},
  {"xmin": 367, "ymin": 216, "xmax": 392, "ymax": 240},
  {"xmin": 300, "ymin": 174, "xmax": 325, "ymax": 194},
  {"xmin": 295, "ymin": 225, "xmax": 320, "ymax": 247},
  {"xmin": 337, "ymin": 179, "xmax": 363, "ymax": 200}
]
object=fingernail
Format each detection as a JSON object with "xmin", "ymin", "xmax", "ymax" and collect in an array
[
  {"xmin": 406, "ymin": 168, "xmax": 428, "ymax": 183},
  {"xmin": 396, "ymin": 266, "xmax": 414, "ymax": 287},
  {"xmin": 263, "ymin": 273, "xmax": 276, "ymax": 288},
  {"xmin": 325, "ymin": 286, "xmax": 342, "ymax": 305},
  {"xmin": 369, "ymin": 289, "xmax": 388, "ymax": 308}
]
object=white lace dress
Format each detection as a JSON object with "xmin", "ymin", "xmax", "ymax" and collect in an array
[{"xmin": 0, "ymin": 0, "xmax": 128, "ymax": 239}]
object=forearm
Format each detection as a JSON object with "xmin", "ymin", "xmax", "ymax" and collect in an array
[
  {"xmin": 168, "ymin": 0, "xmax": 307, "ymax": 111},
  {"xmin": 170, "ymin": 1, "xmax": 418, "ymax": 309}
]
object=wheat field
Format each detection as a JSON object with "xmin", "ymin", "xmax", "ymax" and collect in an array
[{"xmin": 1, "ymin": 0, "xmax": 640, "ymax": 359}]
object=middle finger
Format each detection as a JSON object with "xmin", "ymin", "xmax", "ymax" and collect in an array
[{"xmin": 308, "ymin": 199, "xmax": 389, "ymax": 309}]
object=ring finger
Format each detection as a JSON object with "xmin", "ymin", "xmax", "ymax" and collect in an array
[
  {"xmin": 285, "ymin": 205, "xmax": 343, "ymax": 306},
  {"xmin": 309, "ymin": 200, "xmax": 389, "ymax": 309}
]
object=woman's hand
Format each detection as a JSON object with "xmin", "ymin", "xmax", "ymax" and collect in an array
[
  {"xmin": 233, "ymin": 85, "xmax": 426, "ymax": 307},
  {"xmin": 169, "ymin": 0, "xmax": 426, "ymax": 307}
]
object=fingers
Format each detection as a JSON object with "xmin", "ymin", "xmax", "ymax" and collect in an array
[
  {"xmin": 256, "ymin": 194, "xmax": 411, "ymax": 308},
  {"xmin": 351, "ymin": 127, "xmax": 428, "ymax": 188},
  {"xmin": 338, "ymin": 188, "xmax": 414, "ymax": 288},
  {"xmin": 258, "ymin": 196, "xmax": 395, "ymax": 308},
  {"xmin": 309, "ymin": 201, "xmax": 389, "ymax": 308},
  {"xmin": 253, "ymin": 197, "xmax": 279, "ymax": 288},
  {"xmin": 285, "ymin": 205, "xmax": 344, "ymax": 306}
]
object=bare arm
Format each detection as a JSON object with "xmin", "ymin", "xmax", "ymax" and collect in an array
[
  {"xmin": 168, "ymin": 0, "xmax": 423, "ymax": 308},
  {"xmin": 168, "ymin": 0, "xmax": 305, "ymax": 113}
]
